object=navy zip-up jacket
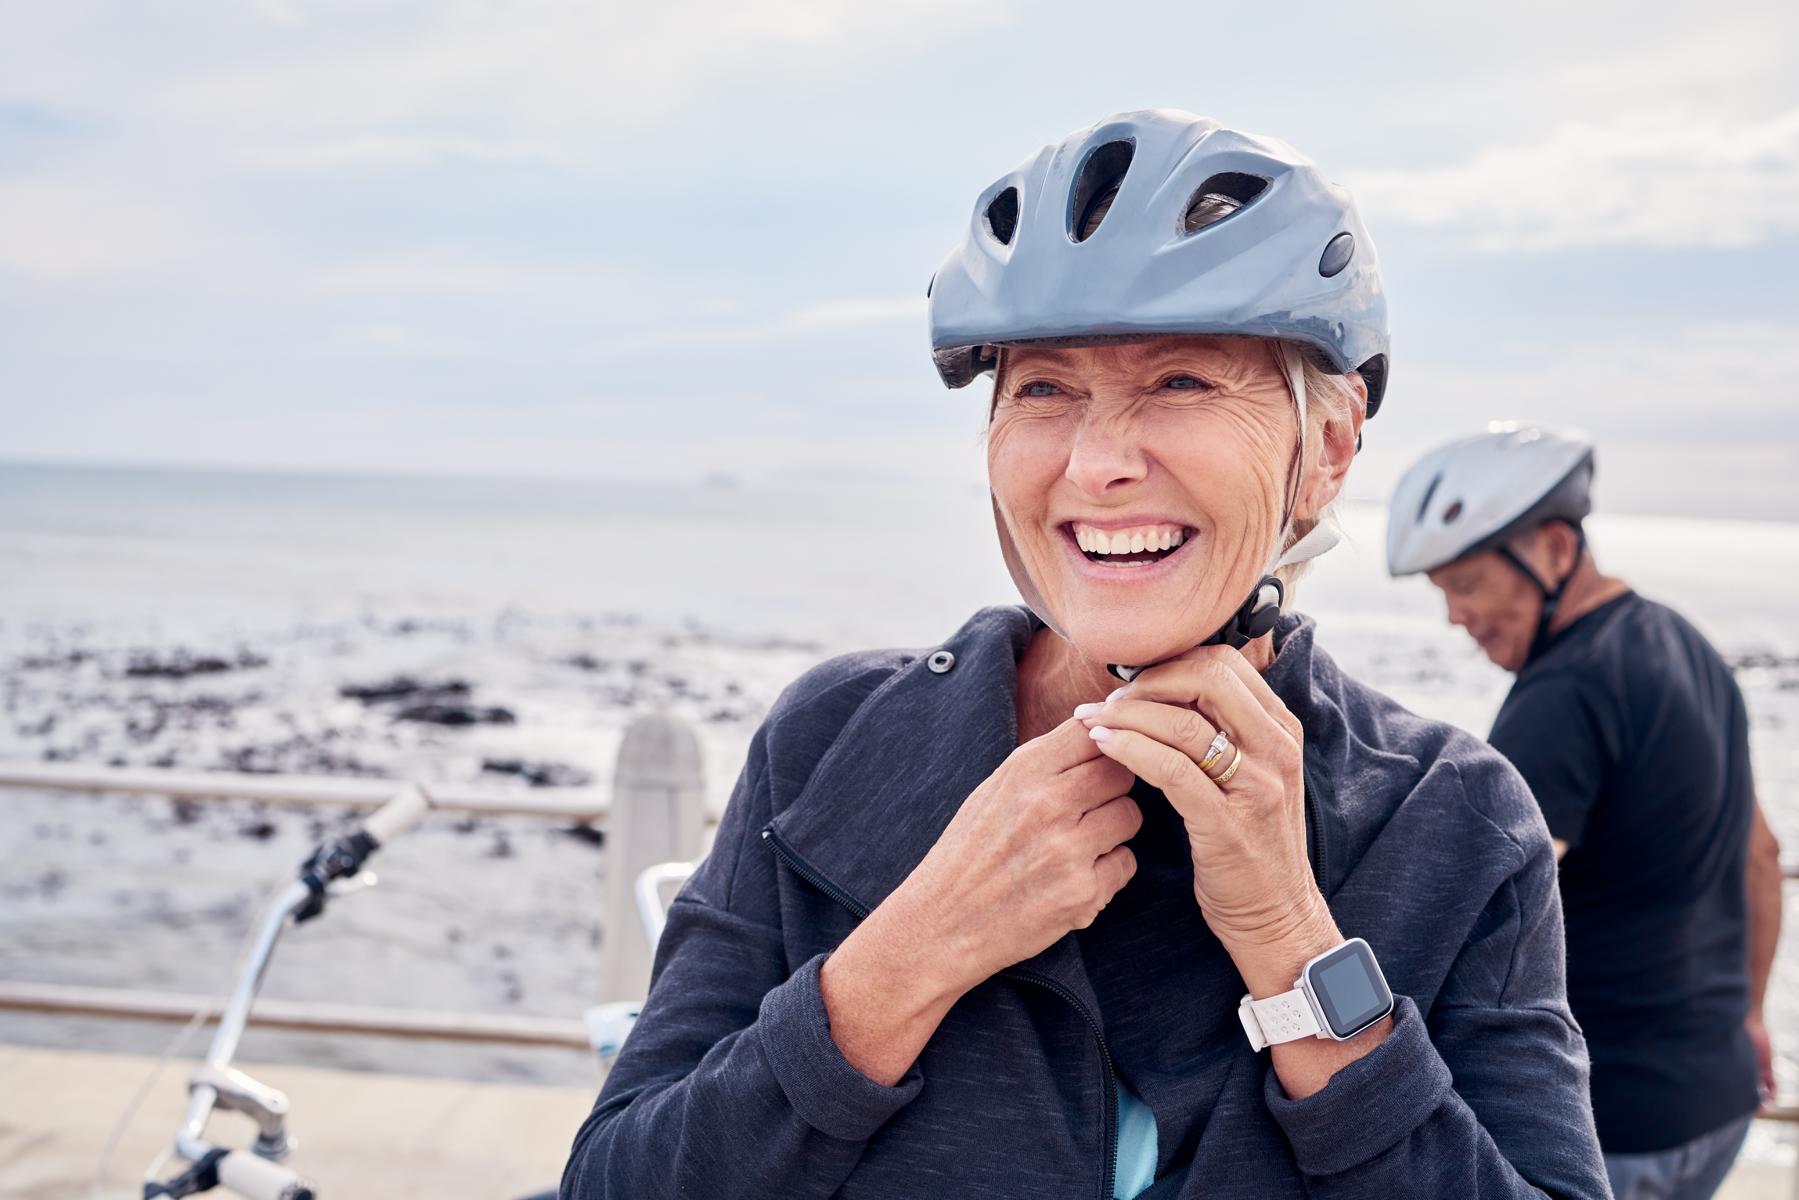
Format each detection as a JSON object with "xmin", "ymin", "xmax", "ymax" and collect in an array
[{"xmin": 561, "ymin": 605, "xmax": 1610, "ymax": 1199}]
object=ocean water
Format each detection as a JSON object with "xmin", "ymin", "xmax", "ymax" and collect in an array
[{"xmin": 1, "ymin": 461, "xmax": 1795, "ymax": 1157}]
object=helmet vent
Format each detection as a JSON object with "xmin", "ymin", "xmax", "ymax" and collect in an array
[
  {"xmin": 1069, "ymin": 140, "xmax": 1134, "ymax": 242},
  {"xmin": 1182, "ymin": 172, "xmax": 1268, "ymax": 234},
  {"xmin": 984, "ymin": 187, "xmax": 1020, "ymax": 246},
  {"xmin": 1443, "ymin": 500, "xmax": 1464, "ymax": 524},
  {"xmin": 1415, "ymin": 472, "xmax": 1442, "ymax": 523}
]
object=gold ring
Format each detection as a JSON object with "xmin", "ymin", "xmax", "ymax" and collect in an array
[
  {"xmin": 1214, "ymin": 745, "xmax": 1244, "ymax": 786},
  {"xmin": 1199, "ymin": 730, "xmax": 1231, "ymax": 775}
]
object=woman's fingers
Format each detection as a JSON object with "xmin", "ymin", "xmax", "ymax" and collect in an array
[
  {"xmin": 1030, "ymin": 713, "xmax": 1113, "ymax": 773},
  {"xmin": 1083, "ymin": 697, "xmax": 1221, "ymax": 766},
  {"xmin": 1085, "ymin": 726, "xmax": 1222, "ymax": 825},
  {"xmin": 1094, "ymin": 843, "xmax": 1138, "ymax": 899},
  {"xmin": 1077, "ymin": 793, "xmax": 1142, "ymax": 852},
  {"xmin": 1107, "ymin": 649, "xmax": 1294, "ymax": 758},
  {"xmin": 1060, "ymin": 754, "xmax": 1137, "ymax": 812}
]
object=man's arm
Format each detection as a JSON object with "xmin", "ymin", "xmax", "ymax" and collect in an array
[{"xmin": 1745, "ymin": 798, "xmax": 1783, "ymax": 1104}]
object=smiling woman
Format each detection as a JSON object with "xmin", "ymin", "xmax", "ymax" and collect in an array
[
  {"xmin": 560, "ymin": 109, "xmax": 1612, "ymax": 1200},
  {"xmin": 984, "ymin": 338, "xmax": 1365, "ymax": 672}
]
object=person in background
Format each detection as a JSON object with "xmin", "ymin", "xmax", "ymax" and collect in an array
[{"xmin": 1387, "ymin": 423, "xmax": 1782, "ymax": 1200}]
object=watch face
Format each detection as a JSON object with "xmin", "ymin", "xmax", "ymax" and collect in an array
[{"xmin": 1306, "ymin": 938, "xmax": 1394, "ymax": 1038}]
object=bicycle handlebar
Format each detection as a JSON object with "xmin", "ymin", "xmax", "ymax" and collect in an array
[
  {"xmin": 361, "ymin": 783, "xmax": 432, "ymax": 847},
  {"xmin": 216, "ymin": 1150, "xmax": 315, "ymax": 1200}
]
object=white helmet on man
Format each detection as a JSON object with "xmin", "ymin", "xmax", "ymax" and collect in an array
[
  {"xmin": 1387, "ymin": 423, "xmax": 1597, "ymax": 666},
  {"xmin": 1385, "ymin": 423, "xmax": 1595, "ymax": 578}
]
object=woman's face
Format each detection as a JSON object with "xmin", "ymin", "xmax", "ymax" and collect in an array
[{"xmin": 987, "ymin": 334, "xmax": 1345, "ymax": 668}]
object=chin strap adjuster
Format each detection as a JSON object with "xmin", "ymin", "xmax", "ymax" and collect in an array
[{"xmin": 1106, "ymin": 575, "xmax": 1286, "ymax": 682}]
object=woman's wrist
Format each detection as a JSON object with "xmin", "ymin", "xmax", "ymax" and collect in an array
[
  {"xmin": 1214, "ymin": 893, "xmax": 1392, "ymax": 1100},
  {"xmin": 1212, "ymin": 892, "xmax": 1342, "ymax": 1000},
  {"xmin": 818, "ymin": 887, "xmax": 970, "ymax": 1086}
]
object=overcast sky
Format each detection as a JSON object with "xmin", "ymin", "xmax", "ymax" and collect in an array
[{"xmin": 3, "ymin": 0, "xmax": 1797, "ymax": 519}]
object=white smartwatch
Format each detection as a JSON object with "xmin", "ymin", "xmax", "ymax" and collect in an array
[{"xmin": 1238, "ymin": 937, "xmax": 1394, "ymax": 1051}]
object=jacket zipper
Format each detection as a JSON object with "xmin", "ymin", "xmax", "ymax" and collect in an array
[
  {"xmin": 762, "ymin": 784, "xmax": 1329, "ymax": 1200},
  {"xmin": 761, "ymin": 823, "xmax": 1120, "ymax": 1200},
  {"xmin": 998, "ymin": 965, "xmax": 1119, "ymax": 1200}
]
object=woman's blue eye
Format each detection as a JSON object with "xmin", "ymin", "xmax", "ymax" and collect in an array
[
  {"xmin": 1165, "ymin": 375, "xmax": 1209, "ymax": 390},
  {"xmin": 1021, "ymin": 381, "xmax": 1060, "ymax": 397}
]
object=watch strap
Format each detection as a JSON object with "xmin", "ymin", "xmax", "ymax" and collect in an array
[{"xmin": 1238, "ymin": 987, "xmax": 1322, "ymax": 1051}]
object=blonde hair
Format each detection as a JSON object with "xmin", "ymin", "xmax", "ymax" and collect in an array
[
  {"xmin": 978, "ymin": 343, "xmax": 1365, "ymax": 602},
  {"xmin": 1275, "ymin": 356, "xmax": 1361, "ymax": 601}
]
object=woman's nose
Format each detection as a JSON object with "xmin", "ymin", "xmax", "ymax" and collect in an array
[{"xmin": 1063, "ymin": 418, "xmax": 1149, "ymax": 495}]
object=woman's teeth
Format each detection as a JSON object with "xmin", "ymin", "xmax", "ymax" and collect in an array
[{"xmin": 1071, "ymin": 522, "xmax": 1190, "ymax": 566}]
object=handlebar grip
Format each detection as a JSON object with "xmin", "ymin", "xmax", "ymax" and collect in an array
[
  {"xmin": 216, "ymin": 1151, "xmax": 315, "ymax": 1200},
  {"xmin": 362, "ymin": 783, "xmax": 433, "ymax": 847}
]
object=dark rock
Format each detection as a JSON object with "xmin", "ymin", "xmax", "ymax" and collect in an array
[
  {"xmin": 15, "ymin": 648, "xmax": 94, "ymax": 671},
  {"xmin": 481, "ymin": 758, "xmax": 592, "ymax": 788},
  {"xmin": 564, "ymin": 653, "xmax": 611, "ymax": 672},
  {"xmin": 395, "ymin": 702, "xmax": 515, "ymax": 726},
  {"xmin": 124, "ymin": 650, "xmax": 269, "ymax": 680},
  {"xmin": 560, "ymin": 823, "xmax": 606, "ymax": 848},
  {"xmin": 340, "ymin": 676, "xmax": 470, "ymax": 704}
]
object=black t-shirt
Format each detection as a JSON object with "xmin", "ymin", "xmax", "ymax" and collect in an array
[{"xmin": 1488, "ymin": 590, "xmax": 1759, "ymax": 1153}]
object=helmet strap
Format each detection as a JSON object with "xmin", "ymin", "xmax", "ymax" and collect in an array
[
  {"xmin": 1497, "ymin": 520, "xmax": 1587, "ymax": 666},
  {"xmin": 1106, "ymin": 578, "xmax": 1283, "ymax": 681}
]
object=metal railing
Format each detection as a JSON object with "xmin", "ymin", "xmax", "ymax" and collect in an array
[
  {"xmin": 0, "ymin": 713, "xmax": 711, "ymax": 1050},
  {"xmin": 1, "ymin": 757, "xmax": 1795, "ymax": 1131},
  {"xmin": 0, "ymin": 760, "xmax": 611, "ymax": 821},
  {"xmin": 0, "ymin": 980, "xmax": 589, "ymax": 1048}
]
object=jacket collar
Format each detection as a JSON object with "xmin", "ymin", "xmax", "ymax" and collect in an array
[{"xmin": 765, "ymin": 603, "xmax": 1336, "ymax": 998}]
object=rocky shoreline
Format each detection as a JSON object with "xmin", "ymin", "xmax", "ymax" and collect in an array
[{"xmin": 0, "ymin": 606, "xmax": 829, "ymax": 1085}]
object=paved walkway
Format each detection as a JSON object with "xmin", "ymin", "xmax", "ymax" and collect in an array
[
  {"xmin": 0, "ymin": 1044, "xmax": 595, "ymax": 1199},
  {"xmin": 1, "ymin": 1042, "xmax": 1790, "ymax": 1198}
]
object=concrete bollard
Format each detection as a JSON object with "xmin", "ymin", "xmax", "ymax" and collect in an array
[{"xmin": 599, "ymin": 711, "xmax": 707, "ymax": 1001}]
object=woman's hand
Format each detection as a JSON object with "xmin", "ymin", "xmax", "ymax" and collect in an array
[
  {"xmin": 1074, "ymin": 643, "xmax": 1388, "ymax": 1099},
  {"xmin": 1075, "ymin": 644, "xmax": 1326, "ymax": 966},
  {"xmin": 899, "ymin": 715, "xmax": 1143, "ymax": 993},
  {"xmin": 820, "ymin": 716, "xmax": 1139, "ymax": 1084}
]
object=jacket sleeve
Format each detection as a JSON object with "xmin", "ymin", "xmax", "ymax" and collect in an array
[
  {"xmin": 1261, "ymin": 757, "xmax": 1611, "ymax": 1200},
  {"xmin": 559, "ymin": 716, "xmax": 924, "ymax": 1200}
]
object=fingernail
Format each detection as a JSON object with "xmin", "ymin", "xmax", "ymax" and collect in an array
[
  {"xmin": 1088, "ymin": 725, "xmax": 1113, "ymax": 743},
  {"xmin": 1106, "ymin": 685, "xmax": 1129, "ymax": 702},
  {"xmin": 1073, "ymin": 702, "xmax": 1105, "ymax": 719}
]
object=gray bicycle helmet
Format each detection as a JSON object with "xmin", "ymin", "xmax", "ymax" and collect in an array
[
  {"xmin": 928, "ymin": 108, "xmax": 1390, "ymax": 416},
  {"xmin": 929, "ymin": 109, "xmax": 1389, "ymax": 680}
]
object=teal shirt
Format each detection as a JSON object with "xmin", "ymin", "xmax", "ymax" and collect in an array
[{"xmin": 1114, "ymin": 1076, "xmax": 1158, "ymax": 1198}]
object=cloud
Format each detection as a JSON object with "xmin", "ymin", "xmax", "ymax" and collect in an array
[
  {"xmin": 0, "ymin": 177, "xmax": 213, "ymax": 281},
  {"xmin": 1352, "ymin": 108, "xmax": 1799, "ymax": 250},
  {"xmin": 310, "ymin": 252, "xmax": 628, "ymax": 299},
  {"xmin": 245, "ymin": 135, "xmax": 574, "ymax": 174},
  {"xmin": 1350, "ymin": 321, "xmax": 1799, "ymax": 518},
  {"xmin": 572, "ymin": 295, "xmax": 927, "ymax": 362},
  {"xmin": 157, "ymin": 0, "xmax": 1019, "ymax": 155}
]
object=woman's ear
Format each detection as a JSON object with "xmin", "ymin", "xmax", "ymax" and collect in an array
[{"xmin": 1295, "ymin": 373, "xmax": 1367, "ymax": 520}]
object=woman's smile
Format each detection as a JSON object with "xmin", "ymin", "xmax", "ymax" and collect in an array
[{"xmin": 1056, "ymin": 520, "xmax": 1200, "ymax": 584}]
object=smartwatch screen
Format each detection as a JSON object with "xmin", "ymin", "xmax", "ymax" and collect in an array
[{"xmin": 1307, "ymin": 939, "xmax": 1393, "ymax": 1038}]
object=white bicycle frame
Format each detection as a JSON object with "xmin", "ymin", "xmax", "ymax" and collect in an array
[{"xmin": 143, "ymin": 785, "xmax": 434, "ymax": 1200}]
